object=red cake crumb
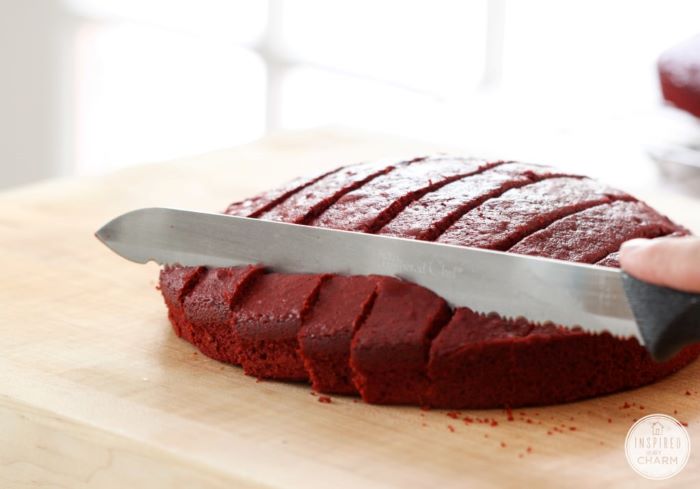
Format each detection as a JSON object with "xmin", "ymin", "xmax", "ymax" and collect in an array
[
  {"xmin": 235, "ymin": 273, "xmax": 326, "ymax": 380},
  {"xmin": 686, "ymin": 390, "xmax": 692, "ymax": 395},
  {"xmin": 447, "ymin": 425, "xmax": 456, "ymax": 432},
  {"xmin": 350, "ymin": 276, "xmax": 450, "ymax": 405},
  {"xmin": 298, "ymin": 275, "xmax": 377, "ymax": 394},
  {"xmin": 318, "ymin": 395, "xmax": 332, "ymax": 404}
]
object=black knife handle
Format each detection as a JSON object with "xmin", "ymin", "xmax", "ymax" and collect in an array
[{"xmin": 621, "ymin": 272, "xmax": 700, "ymax": 362}]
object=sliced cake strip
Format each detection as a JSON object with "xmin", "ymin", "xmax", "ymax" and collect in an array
[
  {"xmin": 183, "ymin": 265, "xmax": 264, "ymax": 365},
  {"xmin": 311, "ymin": 156, "xmax": 496, "ymax": 233},
  {"xmin": 350, "ymin": 277, "xmax": 451, "ymax": 405},
  {"xmin": 379, "ymin": 162, "xmax": 574, "ymax": 240},
  {"xmin": 235, "ymin": 273, "xmax": 327, "ymax": 380},
  {"xmin": 298, "ymin": 275, "xmax": 378, "ymax": 394},
  {"xmin": 595, "ymin": 251, "xmax": 621, "ymax": 268},
  {"xmin": 436, "ymin": 177, "xmax": 633, "ymax": 250},
  {"xmin": 427, "ymin": 309, "xmax": 532, "ymax": 408},
  {"xmin": 159, "ymin": 266, "xmax": 206, "ymax": 341},
  {"xmin": 224, "ymin": 166, "xmax": 341, "ymax": 217},
  {"xmin": 595, "ymin": 229, "xmax": 690, "ymax": 268},
  {"xmin": 508, "ymin": 201, "xmax": 680, "ymax": 263},
  {"xmin": 259, "ymin": 159, "xmax": 405, "ymax": 224}
]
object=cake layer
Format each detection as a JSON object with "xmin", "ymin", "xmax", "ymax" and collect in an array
[
  {"xmin": 235, "ymin": 273, "xmax": 326, "ymax": 380},
  {"xmin": 437, "ymin": 177, "xmax": 633, "ymax": 250},
  {"xmin": 349, "ymin": 277, "xmax": 451, "ymax": 405},
  {"xmin": 508, "ymin": 201, "xmax": 680, "ymax": 263},
  {"xmin": 379, "ymin": 162, "xmax": 574, "ymax": 240},
  {"xmin": 298, "ymin": 275, "xmax": 378, "ymax": 394},
  {"xmin": 183, "ymin": 265, "xmax": 264, "ymax": 364},
  {"xmin": 311, "ymin": 157, "xmax": 494, "ymax": 232}
]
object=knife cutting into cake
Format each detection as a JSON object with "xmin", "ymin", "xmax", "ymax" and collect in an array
[{"xmin": 96, "ymin": 155, "xmax": 700, "ymax": 409}]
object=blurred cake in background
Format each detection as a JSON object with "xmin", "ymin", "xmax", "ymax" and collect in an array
[
  {"xmin": 659, "ymin": 34, "xmax": 700, "ymax": 118},
  {"xmin": 648, "ymin": 34, "xmax": 700, "ymax": 193}
]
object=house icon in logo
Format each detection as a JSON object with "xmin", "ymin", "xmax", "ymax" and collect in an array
[{"xmin": 651, "ymin": 421, "xmax": 664, "ymax": 436}]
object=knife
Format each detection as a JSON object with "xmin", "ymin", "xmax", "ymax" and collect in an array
[{"xmin": 96, "ymin": 207, "xmax": 700, "ymax": 362}]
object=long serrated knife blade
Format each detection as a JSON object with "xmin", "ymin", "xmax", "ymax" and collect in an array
[{"xmin": 95, "ymin": 207, "xmax": 642, "ymax": 343}]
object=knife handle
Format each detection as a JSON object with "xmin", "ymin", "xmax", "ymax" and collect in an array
[{"xmin": 621, "ymin": 272, "xmax": 700, "ymax": 362}]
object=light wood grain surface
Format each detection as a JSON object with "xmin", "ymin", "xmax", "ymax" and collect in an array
[{"xmin": 1, "ymin": 128, "xmax": 699, "ymax": 489}]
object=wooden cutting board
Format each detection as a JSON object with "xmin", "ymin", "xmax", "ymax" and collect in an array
[{"xmin": 1, "ymin": 128, "xmax": 699, "ymax": 489}]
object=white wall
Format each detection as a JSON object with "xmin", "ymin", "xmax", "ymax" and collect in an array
[{"xmin": 0, "ymin": 0, "xmax": 76, "ymax": 189}]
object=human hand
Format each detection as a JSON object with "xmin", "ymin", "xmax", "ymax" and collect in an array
[{"xmin": 619, "ymin": 236, "xmax": 700, "ymax": 293}]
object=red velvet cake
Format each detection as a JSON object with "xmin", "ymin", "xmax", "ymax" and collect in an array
[
  {"xmin": 658, "ymin": 34, "xmax": 700, "ymax": 118},
  {"xmin": 159, "ymin": 155, "xmax": 700, "ymax": 409}
]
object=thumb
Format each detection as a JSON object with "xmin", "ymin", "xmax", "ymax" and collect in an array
[{"xmin": 619, "ymin": 236, "xmax": 700, "ymax": 293}]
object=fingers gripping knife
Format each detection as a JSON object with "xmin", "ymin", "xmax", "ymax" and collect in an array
[{"xmin": 96, "ymin": 207, "xmax": 700, "ymax": 361}]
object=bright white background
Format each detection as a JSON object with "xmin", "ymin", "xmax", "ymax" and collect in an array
[{"xmin": 1, "ymin": 0, "xmax": 699, "ymax": 189}]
